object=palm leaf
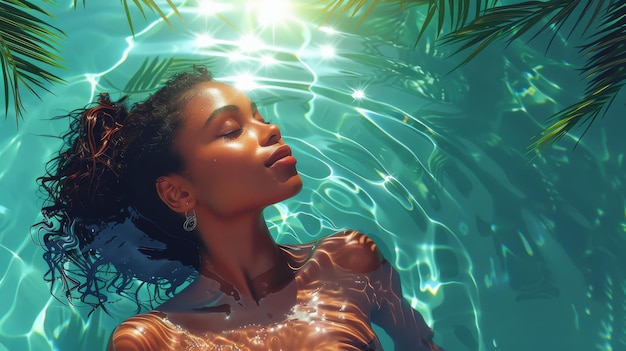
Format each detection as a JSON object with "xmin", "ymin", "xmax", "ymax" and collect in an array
[
  {"xmin": 0, "ymin": 0, "xmax": 185, "ymax": 125},
  {"xmin": 312, "ymin": 0, "xmax": 382, "ymax": 26},
  {"xmin": 313, "ymin": 0, "xmax": 496, "ymax": 45},
  {"xmin": 530, "ymin": 1, "xmax": 626, "ymax": 152},
  {"xmin": 440, "ymin": 1, "xmax": 607, "ymax": 68},
  {"xmin": 436, "ymin": 0, "xmax": 626, "ymax": 150},
  {"xmin": 0, "ymin": 0, "xmax": 65, "ymax": 124}
]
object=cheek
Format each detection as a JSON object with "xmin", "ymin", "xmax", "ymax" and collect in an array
[{"xmin": 191, "ymin": 156, "xmax": 261, "ymax": 198}]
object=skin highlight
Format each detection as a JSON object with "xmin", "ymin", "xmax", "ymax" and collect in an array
[{"xmin": 154, "ymin": 82, "xmax": 302, "ymax": 303}]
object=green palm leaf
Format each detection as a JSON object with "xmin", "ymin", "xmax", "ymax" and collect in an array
[
  {"xmin": 0, "ymin": 0, "xmax": 65, "ymax": 124},
  {"xmin": 313, "ymin": 0, "xmax": 496, "ymax": 45},
  {"xmin": 1, "ymin": 0, "xmax": 183, "ymax": 124},
  {"xmin": 440, "ymin": 1, "xmax": 607, "ymax": 68},
  {"xmin": 407, "ymin": 0, "xmax": 496, "ymax": 46},
  {"xmin": 531, "ymin": 1, "xmax": 626, "ymax": 151},
  {"xmin": 317, "ymin": 0, "xmax": 624, "ymax": 152},
  {"xmin": 436, "ymin": 0, "xmax": 624, "ymax": 151},
  {"xmin": 426, "ymin": 0, "xmax": 626, "ymax": 151},
  {"xmin": 0, "ymin": 0, "xmax": 181, "ymax": 123},
  {"xmin": 312, "ymin": 0, "xmax": 382, "ymax": 26}
]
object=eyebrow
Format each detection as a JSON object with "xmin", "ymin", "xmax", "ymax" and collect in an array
[{"xmin": 203, "ymin": 102, "xmax": 258, "ymax": 127}]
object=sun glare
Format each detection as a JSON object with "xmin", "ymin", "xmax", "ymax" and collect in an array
[
  {"xmin": 320, "ymin": 45, "xmax": 336, "ymax": 59},
  {"xmin": 195, "ymin": 34, "xmax": 215, "ymax": 48},
  {"xmin": 233, "ymin": 73, "xmax": 259, "ymax": 91},
  {"xmin": 260, "ymin": 54, "xmax": 277, "ymax": 66},
  {"xmin": 238, "ymin": 34, "xmax": 264, "ymax": 52},
  {"xmin": 197, "ymin": 0, "xmax": 233, "ymax": 16},
  {"xmin": 319, "ymin": 26, "xmax": 337, "ymax": 35},
  {"xmin": 351, "ymin": 89, "xmax": 366, "ymax": 100},
  {"xmin": 250, "ymin": 0, "xmax": 293, "ymax": 27}
]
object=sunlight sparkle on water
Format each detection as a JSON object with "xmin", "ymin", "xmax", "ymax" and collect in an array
[
  {"xmin": 421, "ymin": 280, "xmax": 441, "ymax": 295},
  {"xmin": 197, "ymin": 0, "xmax": 233, "ymax": 16},
  {"xmin": 320, "ymin": 45, "xmax": 336, "ymax": 59},
  {"xmin": 260, "ymin": 54, "xmax": 277, "ymax": 66},
  {"xmin": 249, "ymin": 0, "xmax": 293, "ymax": 27},
  {"xmin": 319, "ymin": 26, "xmax": 337, "ymax": 35},
  {"xmin": 238, "ymin": 34, "xmax": 264, "ymax": 52},
  {"xmin": 227, "ymin": 51, "xmax": 246, "ymax": 62},
  {"xmin": 233, "ymin": 73, "xmax": 259, "ymax": 91},
  {"xmin": 195, "ymin": 34, "xmax": 215, "ymax": 48},
  {"xmin": 351, "ymin": 89, "xmax": 365, "ymax": 100}
]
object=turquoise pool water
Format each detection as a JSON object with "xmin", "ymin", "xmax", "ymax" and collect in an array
[{"xmin": 1, "ymin": 1, "xmax": 625, "ymax": 350}]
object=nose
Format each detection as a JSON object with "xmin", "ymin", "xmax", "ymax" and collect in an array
[{"xmin": 260, "ymin": 122, "xmax": 281, "ymax": 146}]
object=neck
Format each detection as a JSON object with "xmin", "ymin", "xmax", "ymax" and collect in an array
[{"xmin": 194, "ymin": 208, "xmax": 292, "ymax": 303}]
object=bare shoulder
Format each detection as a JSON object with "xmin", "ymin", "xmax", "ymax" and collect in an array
[
  {"xmin": 315, "ymin": 230, "xmax": 384, "ymax": 274},
  {"xmin": 107, "ymin": 311, "xmax": 178, "ymax": 351}
]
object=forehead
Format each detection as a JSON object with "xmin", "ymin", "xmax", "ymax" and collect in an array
[{"xmin": 182, "ymin": 82, "xmax": 249, "ymax": 114}]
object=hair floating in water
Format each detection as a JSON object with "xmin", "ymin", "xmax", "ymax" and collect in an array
[{"xmin": 34, "ymin": 66, "xmax": 215, "ymax": 313}]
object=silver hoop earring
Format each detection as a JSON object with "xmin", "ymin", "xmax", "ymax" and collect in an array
[{"xmin": 183, "ymin": 208, "xmax": 197, "ymax": 232}]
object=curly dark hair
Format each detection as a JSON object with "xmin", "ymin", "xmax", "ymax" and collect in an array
[{"xmin": 35, "ymin": 66, "xmax": 214, "ymax": 313}]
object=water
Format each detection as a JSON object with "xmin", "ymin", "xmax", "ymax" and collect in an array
[{"xmin": 1, "ymin": 1, "xmax": 625, "ymax": 350}]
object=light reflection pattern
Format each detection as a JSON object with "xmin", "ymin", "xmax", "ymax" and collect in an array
[
  {"xmin": 110, "ymin": 232, "xmax": 440, "ymax": 350},
  {"xmin": 0, "ymin": 0, "xmax": 624, "ymax": 350}
]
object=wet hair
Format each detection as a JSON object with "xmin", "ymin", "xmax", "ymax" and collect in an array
[{"xmin": 35, "ymin": 66, "xmax": 214, "ymax": 314}]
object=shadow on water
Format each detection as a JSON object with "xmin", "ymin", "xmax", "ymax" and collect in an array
[{"xmin": 0, "ymin": 2, "xmax": 624, "ymax": 351}]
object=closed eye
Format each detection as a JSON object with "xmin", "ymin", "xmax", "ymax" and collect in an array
[{"xmin": 220, "ymin": 128, "xmax": 243, "ymax": 139}]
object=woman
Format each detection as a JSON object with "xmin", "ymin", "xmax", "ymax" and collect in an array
[{"xmin": 37, "ymin": 67, "xmax": 442, "ymax": 350}]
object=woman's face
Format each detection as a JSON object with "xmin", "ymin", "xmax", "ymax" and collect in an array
[{"xmin": 174, "ymin": 82, "xmax": 303, "ymax": 216}]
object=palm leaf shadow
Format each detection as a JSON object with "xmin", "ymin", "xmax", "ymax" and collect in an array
[
  {"xmin": 314, "ymin": 0, "xmax": 495, "ymax": 41},
  {"xmin": 0, "ymin": 0, "xmax": 182, "ymax": 125},
  {"xmin": 103, "ymin": 56, "xmax": 216, "ymax": 96},
  {"xmin": 315, "ymin": 0, "xmax": 625, "ymax": 152},
  {"xmin": 437, "ymin": 0, "xmax": 623, "ymax": 152},
  {"xmin": 530, "ymin": 1, "xmax": 626, "ymax": 151}
]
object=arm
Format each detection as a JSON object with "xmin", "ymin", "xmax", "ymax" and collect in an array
[
  {"xmin": 319, "ymin": 231, "xmax": 443, "ymax": 350},
  {"xmin": 369, "ymin": 260, "xmax": 444, "ymax": 351},
  {"xmin": 106, "ymin": 312, "xmax": 178, "ymax": 351}
]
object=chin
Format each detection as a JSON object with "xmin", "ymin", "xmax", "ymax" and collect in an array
[
  {"xmin": 290, "ymin": 173, "xmax": 304, "ymax": 193},
  {"xmin": 277, "ymin": 173, "xmax": 303, "ymax": 202},
  {"xmin": 278, "ymin": 176, "xmax": 303, "ymax": 201}
]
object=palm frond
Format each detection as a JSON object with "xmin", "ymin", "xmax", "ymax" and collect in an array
[
  {"xmin": 530, "ymin": 1, "xmax": 626, "ymax": 152},
  {"xmin": 73, "ymin": 0, "xmax": 182, "ymax": 36},
  {"xmin": 408, "ymin": 0, "xmax": 496, "ymax": 47},
  {"xmin": 0, "ymin": 0, "xmax": 185, "ymax": 125},
  {"xmin": 312, "ymin": 0, "xmax": 382, "ymax": 26},
  {"xmin": 440, "ymin": 0, "xmax": 607, "ymax": 68},
  {"xmin": 434, "ymin": 0, "xmax": 626, "ymax": 151},
  {"xmin": 313, "ymin": 0, "xmax": 496, "ymax": 45},
  {"xmin": 0, "ymin": 0, "xmax": 65, "ymax": 124}
]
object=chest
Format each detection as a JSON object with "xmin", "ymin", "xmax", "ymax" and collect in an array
[
  {"xmin": 166, "ymin": 270, "xmax": 382, "ymax": 350},
  {"xmin": 179, "ymin": 319, "xmax": 382, "ymax": 351}
]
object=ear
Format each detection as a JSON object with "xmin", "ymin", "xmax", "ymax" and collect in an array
[{"xmin": 155, "ymin": 175, "xmax": 195, "ymax": 213}]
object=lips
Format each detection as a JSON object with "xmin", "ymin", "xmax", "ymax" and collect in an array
[{"xmin": 265, "ymin": 145, "xmax": 293, "ymax": 167}]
